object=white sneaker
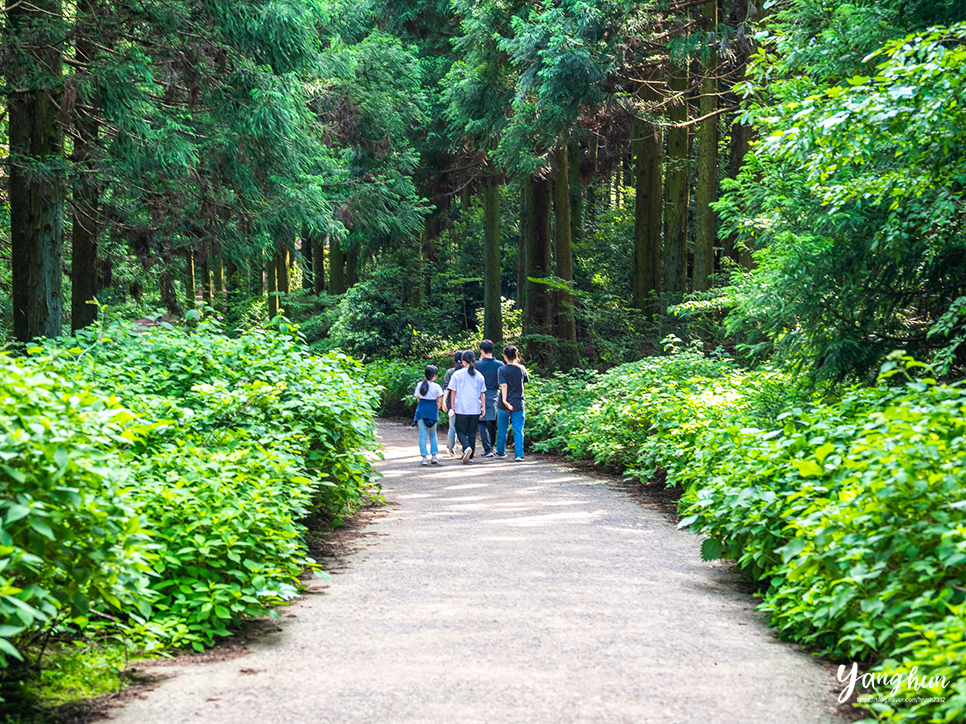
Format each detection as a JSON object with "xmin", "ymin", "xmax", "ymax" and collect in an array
[
  {"xmin": 431, "ymin": 455, "xmax": 438, "ymax": 465},
  {"xmin": 421, "ymin": 456, "xmax": 429, "ymax": 466},
  {"xmin": 496, "ymin": 452, "xmax": 507, "ymax": 459},
  {"xmin": 481, "ymin": 451, "xmax": 494, "ymax": 458},
  {"xmin": 462, "ymin": 448, "xmax": 472, "ymax": 464},
  {"xmin": 515, "ymin": 456, "xmax": 524, "ymax": 461}
]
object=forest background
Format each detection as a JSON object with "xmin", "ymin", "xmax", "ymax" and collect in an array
[{"xmin": 3, "ymin": 0, "xmax": 966, "ymax": 722}]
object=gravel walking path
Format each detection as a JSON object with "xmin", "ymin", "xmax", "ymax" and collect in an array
[{"xmin": 109, "ymin": 421, "xmax": 850, "ymax": 724}]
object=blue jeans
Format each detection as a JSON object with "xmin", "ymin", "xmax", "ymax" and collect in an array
[
  {"xmin": 496, "ymin": 409, "xmax": 525, "ymax": 458},
  {"xmin": 418, "ymin": 419, "xmax": 438, "ymax": 457}
]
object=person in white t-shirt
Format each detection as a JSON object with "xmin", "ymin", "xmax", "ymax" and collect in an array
[
  {"xmin": 445, "ymin": 350, "xmax": 486, "ymax": 464},
  {"xmin": 413, "ymin": 365, "xmax": 443, "ymax": 466}
]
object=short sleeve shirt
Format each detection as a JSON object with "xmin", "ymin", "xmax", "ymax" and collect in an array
[
  {"xmin": 414, "ymin": 381, "xmax": 444, "ymax": 401},
  {"xmin": 497, "ymin": 364, "xmax": 529, "ymax": 411},
  {"xmin": 446, "ymin": 367, "xmax": 487, "ymax": 415}
]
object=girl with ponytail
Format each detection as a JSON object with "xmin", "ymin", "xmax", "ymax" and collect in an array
[
  {"xmin": 445, "ymin": 350, "xmax": 487, "ymax": 463},
  {"xmin": 413, "ymin": 364, "xmax": 443, "ymax": 465}
]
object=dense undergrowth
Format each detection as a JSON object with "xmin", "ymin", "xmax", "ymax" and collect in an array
[
  {"xmin": 0, "ymin": 315, "xmax": 379, "ymax": 712},
  {"xmin": 526, "ymin": 342, "xmax": 966, "ymax": 724}
]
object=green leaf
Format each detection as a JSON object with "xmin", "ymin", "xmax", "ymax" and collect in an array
[{"xmin": 700, "ymin": 538, "xmax": 724, "ymax": 561}]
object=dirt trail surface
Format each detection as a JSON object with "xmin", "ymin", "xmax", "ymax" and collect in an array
[{"xmin": 108, "ymin": 421, "xmax": 850, "ymax": 724}]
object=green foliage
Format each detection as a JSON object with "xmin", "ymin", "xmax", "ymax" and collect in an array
[
  {"xmin": 0, "ymin": 358, "xmax": 149, "ymax": 665},
  {"xmin": 528, "ymin": 347, "xmax": 966, "ymax": 723},
  {"xmin": 719, "ymin": 12, "xmax": 966, "ymax": 380},
  {"xmin": 0, "ymin": 317, "xmax": 378, "ymax": 672}
]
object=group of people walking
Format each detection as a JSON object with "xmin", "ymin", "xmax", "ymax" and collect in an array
[{"xmin": 412, "ymin": 340, "xmax": 528, "ymax": 465}]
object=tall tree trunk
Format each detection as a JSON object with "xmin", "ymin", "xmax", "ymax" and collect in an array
[
  {"xmin": 694, "ymin": 0, "xmax": 719, "ymax": 292},
  {"xmin": 275, "ymin": 247, "xmax": 290, "ymax": 295},
  {"xmin": 301, "ymin": 230, "xmax": 313, "ymax": 290},
  {"xmin": 185, "ymin": 251, "xmax": 196, "ymax": 306},
  {"xmin": 525, "ymin": 176, "xmax": 552, "ymax": 339},
  {"xmin": 267, "ymin": 256, "xmax": 278, "ymax": 318},
  {"xmin": 664, "ymin": 61, "xmax": 690, "ymax": 297},
  {"xmin": 330, "ymin": 239, "xmax": 345, "ymax": 294},
  {"xmin": 71, "ymin": 0, "xmax": 100, "ymax": 333},
  {"xmin": 200, "ymin": 246, "xmax": 212, "ymax": 307},
  {"xmin": 225, "ymin": 259, "xmax": 239, "ymax": 315},
  {"xmin": 554, "ymin": 146, "xmax": 577, "ymax": 358},
  {"xmin": 483, "ymin": 174, "xmax": 502, "ymax": 345},
  {"xmin": 346, "ymin": 250, "xmax": 358, "ymax": 288},
  {"xmin": 568, "ymin": 139, "xmax": 582, "ymax": 247},
  {"xmin": 158, "ymin": 240, "xmax": 181, "ymax": 316},
  {"xmin": 212, "ymin": 252, "xmax": 224, "ymax": 312},
  {"xmin": 314, "ymin": 235, "xmax": 326, "ymax": 294},
  {"xmin": 586, "ymin": 136, "xmax": 598, "ymax": 227},
  {"xmin": 726, "ymin": 0, "xmax": 760, "ymax": 271},
  {"xmin": 9, "ymin": 0, "xmax": 65, "ymax": 342},
  {"xmin": 518, "ymin": 184, "xmax": 530, "ymax": 309},
  {"xmin": 632, "ymin": 110, "xmax": 663, "ymax": 312}
]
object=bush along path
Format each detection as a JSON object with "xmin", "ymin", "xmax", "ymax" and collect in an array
[
  {"xmin": 106, "ymin": 421, "xmax": 848, "ymax": 724},
  {"xmin": 0, "ymin": 316, "xmax": 379, "ymax": 711},
  {"xmin": 526, "ymin": 343, "xmax": 966, "ymax": 724}
]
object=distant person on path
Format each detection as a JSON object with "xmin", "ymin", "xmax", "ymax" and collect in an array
[
  {"xmin": 496, "ymin": 345, "xmax": 529, "ymax": 461},
  {"xmin": 446, "ymin": 350, "xmax": 486, "ymax": 464},
  {"xmin": 475, "ymin": 339, "xmax": 504, "ymax": 458},
  {"xmin": 413, "ymin": 365, "xmax": 443, "ymax": 466},
  {"xmin": 440, "ymin": 351, "xmax": 461, "ymax": 457}
]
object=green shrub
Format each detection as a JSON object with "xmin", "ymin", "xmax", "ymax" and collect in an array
[
  {"xmin": 527, "ymin": 348, "xmax": 966, "ymax": 723},
  {"xmin": 0, "ymin": 356, "xmax": 150, "ymax": 665},
  {"xmin": 1, "ymin": 316, "xmax": 379, "ymax": 668}
]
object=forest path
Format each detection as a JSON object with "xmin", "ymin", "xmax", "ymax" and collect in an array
[{"xmin": 109, "ymin": 421, "xmax": 849, "ymax": 724}]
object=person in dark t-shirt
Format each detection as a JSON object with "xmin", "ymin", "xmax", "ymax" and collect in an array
[
  {"xmin": 495, "ymin": 344, "xmax": 529, "ymax": 460},
  {"xmin": 475, "ymin": 339, "xmax": 503, "ymax": 457}
]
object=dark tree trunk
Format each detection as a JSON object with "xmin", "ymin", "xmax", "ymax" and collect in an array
[
  {"xmin": 275, "ymin": 247, "xmax": 290, "ymax": 295},
  {"xmin": 568, "ymin": 139, "xmax": 583, "ymax": 247},
  {"xmin": 664, "ymin": 61, "xmax": 690, "ymax": 297},
  {"xmin": 525, "ymin": 175, "xmax": 552, "ymax": 338},
  {"xmin": 70, "ymin": 0, "xmax": 100, "ymax": 333},
  {"xmin": 330, "ymin": 239, "xmax": 345, "ymax": 294},
  {"xmin": 346, "ymin": 250, "xmax": 359, "ymax": 288},
  {"xmin": 518, "ymin": 184, "xmax": 530, "ymax": 307},
  {"xmin": 200, "ymin": 246, "xmax": 211, "ymax": 307},
  {"xmin": 185, "ymin": 251, "xmax": 196, "ymax": 306},
  {"xmin": 632, "ymin": 112, "xmax": 663, "ymax": 312},
  {"xmin": 9, "ymin": 0, "xmax": 66, "ymax": 342},
  {"xmin": 483, "ymin": 174, "xmax": 502, "ymax": 345},
  {"xmin": 314, "ymin": 235, "xmax": 326, "ymax": 295},
  {"xmin": 301, "ymin": 230, "xmax": 313, "ymax": 290},
  {"xmin": 267, "ymin": 256, "xmax": 278, "ymax": 318},
  {"xmin": 212, "ymin": 252, "xmax": 224, "ymax": 312},
  {"xmin": 694, "ymin": 0, "xmax": 719, "ymax": 292},
  {"xmin": 554, "ymin": 146, "xmax": 577, "ymax": 357}
]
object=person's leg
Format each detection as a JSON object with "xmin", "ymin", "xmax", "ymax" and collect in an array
[
  {"xmin": 512, "ymin": 410, "xmax": 525, "ymax": 459},
  {"xmin": 447, "ymin": 414, "xmax": 457, "ymax": 454},
  {"xmin": 478, "ymin": 419, "xmax": 492, "ymax": 454},
  {"xmin": 496, "ymin": 409, "xmax": 509, "ymax": 456},
  {"xmin": 429, "ymin": 421, "xmax": 439, "ymax": 456},
  {"xmin": 467, "ymin": 418, "xmax": 478, "ymax": 458},
  {"xmin": 455, "ymin": 414, "xmax": 472, "ymax": 452},
  {"xmin": 487, "ymin": 420, "xmax": 497, "ymax": 451},
  {"xmin": 417, "ymin": 419, "xmax": 429, "ymax": 458}
]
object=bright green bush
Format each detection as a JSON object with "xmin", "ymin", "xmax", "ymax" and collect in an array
[
  {"xmin": 0, "ymin": 358, "xmax": 150, "ymax": 665},
  {"xmin": 1, "ymin": 317, "xmax": 379, "ymax": 666},
  {"xmin": 527, "ymin": 348, "xmax": 966, "ymax": 723}
]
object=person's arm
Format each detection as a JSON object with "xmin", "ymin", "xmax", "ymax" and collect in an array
[
  {"xmin": 501, "ymin": 382, "xmax": 512, "ymax": 411},
  {"xmin": 479, "ymin": 390, "xmax": 486, "ymax": 417}
]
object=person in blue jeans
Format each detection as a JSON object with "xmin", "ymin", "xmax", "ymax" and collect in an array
[
  {"xmin": 495, "ymin": 345, "xmax": 529, "ymax": 461},
  {"xmin": 413, "ymin": 365, "xmax": 443, "ymax": 465}
]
